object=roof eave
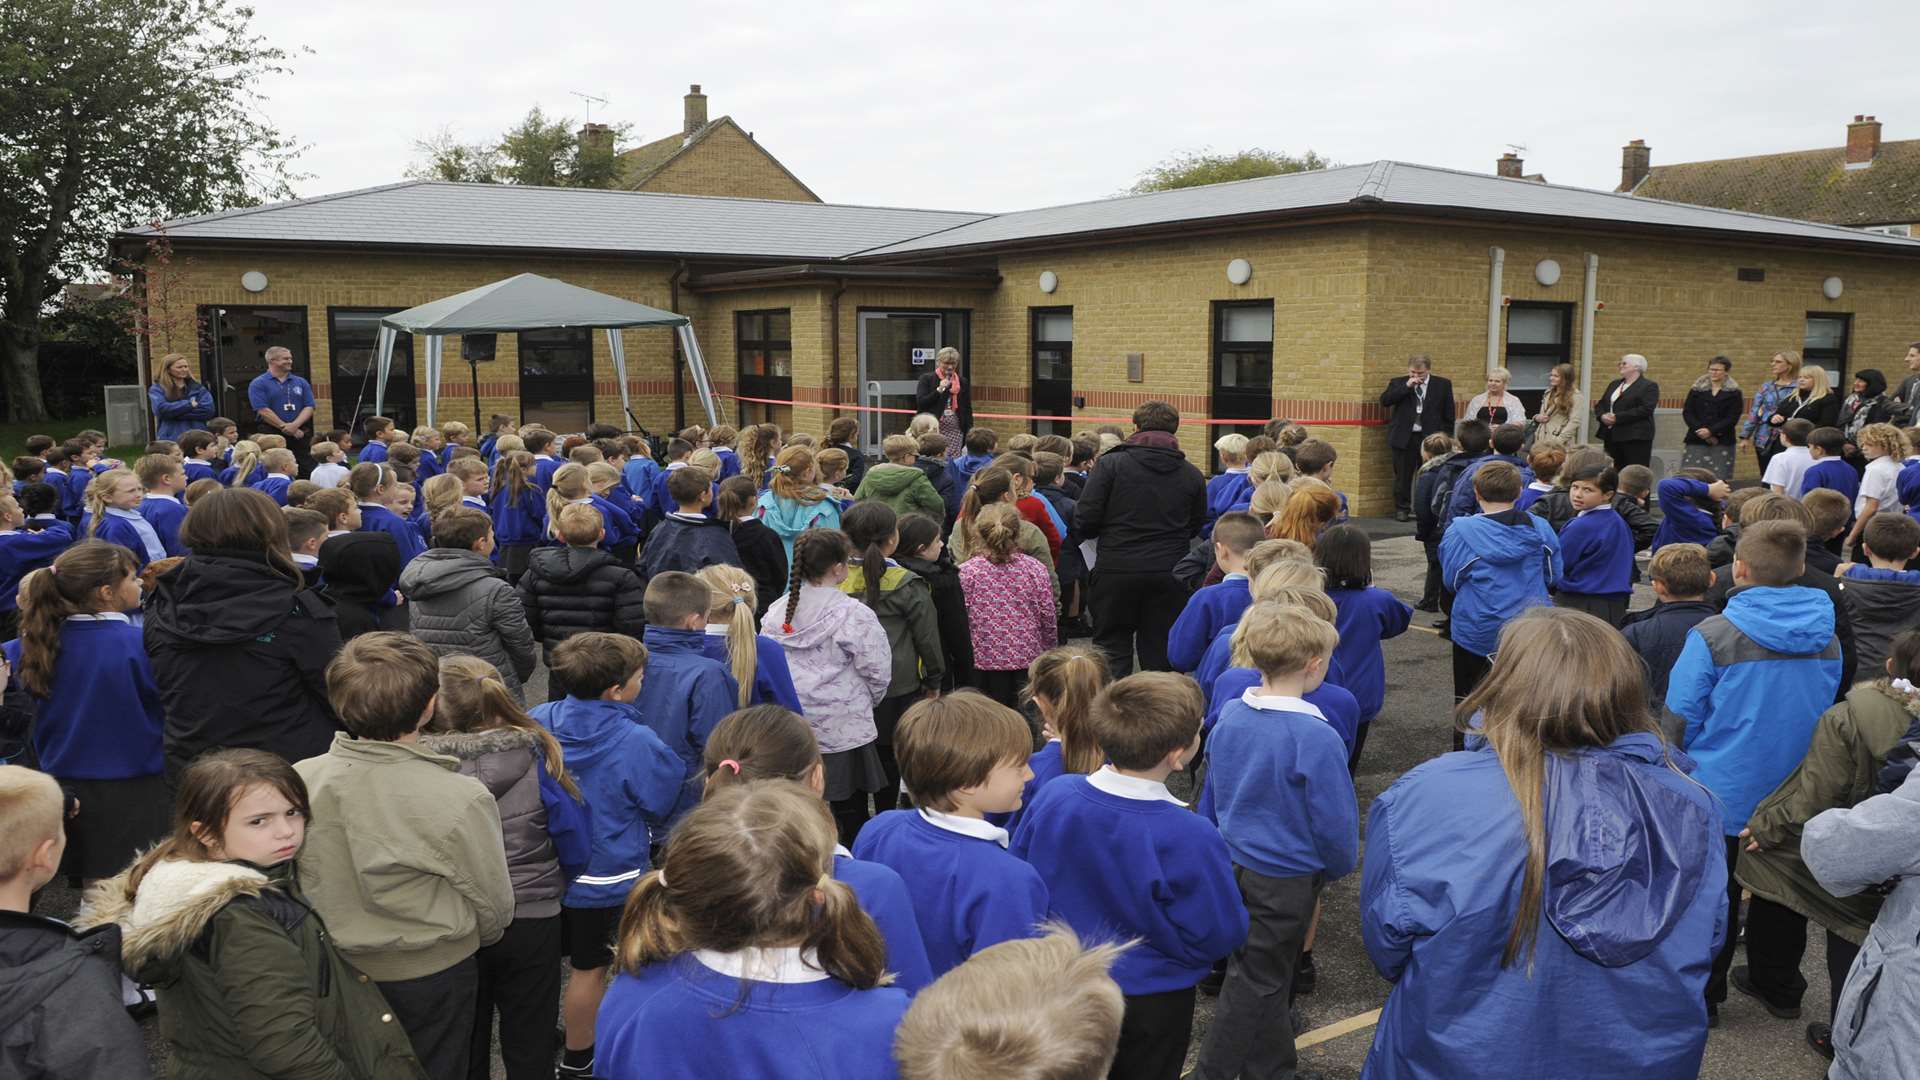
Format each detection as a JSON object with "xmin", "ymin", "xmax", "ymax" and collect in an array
[
  {"xmin": 684, "ymin": 263, "xmax": 1002, "ymax": 292},
  {"xmin": 106, "ymin": 232, "xmax": 838, "ymax": 267}
]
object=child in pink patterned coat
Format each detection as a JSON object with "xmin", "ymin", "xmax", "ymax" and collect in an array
[
  {"xmin": 959, "ymin": 502, "xmax": 1058, "ymax": 711},
  {"xmin": 764, "ymin": 526, "xmax": 894, "ymax": 843}
]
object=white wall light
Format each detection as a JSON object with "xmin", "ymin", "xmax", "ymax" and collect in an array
[
  {"xmin": 1038, "ymin": 271, "xmax": 1058, "ymax": 294},
  {"xmin": 1535, "ymin": 259, "xmax": 1561, "ymax": 286},
  {"xmin": 241, "ymin": 271, "xmax": 269, "ymax": 293},
  {"xmin": 1822, "ymin": 276, "xmax": 1844, "ymax": 300},
  {"xmin": 1226, "ymin": 259, "xmax": 1253, "ymax": 285}
]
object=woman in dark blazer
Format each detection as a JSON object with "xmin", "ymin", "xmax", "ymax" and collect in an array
[
  {"xmin": 1774, "ymin": 366, "xmax": 1841, "ymax": 432},
  {"xmin": 914, "ymin": 347, "xmax": 972, "ymax": 459},
  {"xmin": 1680, "ymin": 356, "xmax": 1743, "ymax": 478},
  {"xmin": 1594, "ymin": 353, "xmax": 1660, "ymax": 469}
]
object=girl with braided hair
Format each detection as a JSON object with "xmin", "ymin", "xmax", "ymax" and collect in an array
[{"xmin": 763, "ymin": 528, "xmax": 893, "ymax": 844}]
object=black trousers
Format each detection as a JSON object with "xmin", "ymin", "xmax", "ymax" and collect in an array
[
  {"xmin": 1553, "ymin": 590, "xmax": 1628, "ymax": 628},
  {"xmin": 1606, "ymin": 438, "xmax": 1653, "ymax": 470},
  {"xmin": 1089, "ymin": 569, "xmax": 1185, "ymax": 677},
  {"xmin": 1391, "ymin": 443, "xmax": 1422, "ymax": 514},
  {"xmin": 1348, "ymin": 721, "xmax": 1372, "ymax": 776},
  {"xmin": 469, "ymin": 915, "xmax": 561, "ymax": 1080},
  {"xmin": 1195, "ymin": 867, "xmax": 1320, "ymax": 1080},
  {"xmin": 1112, "ymin": 986, "xmax": 1198, "ymax": 1080},
  {"xmin": 975, "ymin": 667, "xmax": 1027, "ymax": 712},
  {"xmin": 1419, "ymin": 542, "xmax": 1441, "ymax": 608},
  {"xmin": 1707, "ymin": 836, "xmax": 1741, "ymax": 1005},
  {"xmin": 379, "ymin": 955, "xmax": 479, "ymax": 1080},
  {"xmin": 1450, "ymin": 645, "xmax": 1492, "ymax": 752},
  {"xmin": 871, "ymin": 694, "xmax": 911, "ymax": 816},
  {"xmin": 1743, "ymin": 894, "xmax": 1862, "ymax": 1023}
]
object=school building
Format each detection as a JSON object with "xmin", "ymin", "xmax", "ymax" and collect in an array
[{"xmin": 117, "ymin": 116, "xmax": 1920, "ymax": 516}]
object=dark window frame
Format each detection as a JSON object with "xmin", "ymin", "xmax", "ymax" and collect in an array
[
  {"xmin": 196, "ymin": 304, "xmax": 311, "ymax": 430},
  {"xmin": 326, "ymin": 306, "xmax": 415, "ymax": 437},
  {"xmin": 1502, "ymin": 300, "xmax": 1574, "ymax": 417},
  {"xmin": 518, "ymin": 326, "xmax": 596, "ymax": 430},
  {"xmin": 1804, "ymin": 311, "xmax": 1853, "ymax": 388},
  {"xmin": 1210, "ymin": 300, "xmax": 1275, "ymax": 449},
  {"xmin": 736, "ymin": 308, "xmax": 793, "ymax": 425},
  {"xmin": 1030, "ymin": 305, "xmax": 1073, "ymax": 436}
]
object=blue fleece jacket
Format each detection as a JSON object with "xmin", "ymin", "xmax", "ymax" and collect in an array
[
  {"xmin": 636, "ymin": 626, "xmax": 741, "ymax": 799},
  {"xmin": 1204, "ymin": 691, "xmax": 1359, "ymax": 879},
  {"xmin": 1652, "ymin": 478, "xmax": 1722, "ymax": 551},
  {"xmin": 1203, "ymin": 470, "xmax": 1255, "ymax": 536},
  {"xmin": 488, "ymin": 487, "xmax": 547, "ymax": 545},
  {"xmin": 357, "ymin": 504, "xmax": 425, "ymax": 568},
  {"xmin": 0, "ymin": 524, "xmax": 72, "ymax": 613},
  {"xmin": 699, "ymin": 629, "xmax": 804, "ymax": 714},
  {"xmin": 1168, "ymin": 575, "xmax": 1251, "ymax": 673},
  {"xmin": 589, "ymin": 494, "xmax": 638, "ymax": 551},
  {"xmin": 640, "ymin": 514, "xmax": 741, "ymax": 580},
  {"xmin": 1439, "ymin": 511, "xmax": 1562, "ymax": 658},
  {"xmin": 597, "ymin": 956, "xmax": 909, "ymax": 1080},
  {"xmin": 1328, "ymin": 586, "xmax": 1412, "ymax": 722},
  {"xmin": 1360, "ymin": 734, "xmax": 1724, "ymax": 1080},
  {"xmin": 833, "ymin": 849, "xmax": 934, "ymax": 995},
  {"xmin": 1803, "ymin": 458, "xmax": 1860, "ymax": 509},
  {"xmin": 4, "ymin": 616, "xmax": 163, "ymax": 779},
  {"xmin": 942, "ymin": 452, "xmax": 995, "ymax": 518},
  {"xmin": 1666, "ymin": 585, "xmax": 1843, "ymax": 834},
  {"xmin": 137, "ymin": 495, "xmax": 188, "ymax": 557},
  {"xmin": 1443, "ymin": 454, "xmax": 1535, "ymax": 526},
  {"xmin": 528, "ymin": 694, "xmax": 684, "ymax": 908},
  {"xmin": 1557, "ymin": 506, "xmax": 1634, "ymax": 596},
  {"xmin": 852, "ymin": 809, "xmax": 1050, "ymax": 978},
  {"xmin": 1012, "ymin": 771, "xmax": 1248, "ymax": 994}
]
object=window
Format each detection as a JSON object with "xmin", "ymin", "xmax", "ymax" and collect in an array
[
  {"xmin": 1804, "ymin": 313, "xmax": 1852, "ymax": 390},
  {"xmin": 1211, "ymin": 301, "xmax": 1274, "ymax": 448},
  {"xmin": 1031, "ymin": 307, "xmax": 1073, "ymax": 436},
  {"xmin": 736, "ymin": 310, "xmax": 792, "ymax": 426},
  {"xmin": 1503, "ymin": 302, "xmax": 1573, "ymax": 417},
  {"xmin": 1867, "ymin": 224, "xmax": 1913, "ymax": 237},
  {"xmin": 197, "ymin": 306, "xmax": 309, "ymax": 431},
  {"xmin": 519, "ymin": 328, "xmax": 594, "ymax": 432},
  {"xmin": 327, "ymin": 308, "xmax": 413, "ymax": 436}
]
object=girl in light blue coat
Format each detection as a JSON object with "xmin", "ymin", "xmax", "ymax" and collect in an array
[{"xmin": 755, "ymin": 446, "xmax": 841, "ymax": 564}]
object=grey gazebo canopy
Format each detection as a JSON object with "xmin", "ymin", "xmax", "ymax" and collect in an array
[{"xmin": 374, "ymin": 272, "xmax": 720, "ymax": 427}]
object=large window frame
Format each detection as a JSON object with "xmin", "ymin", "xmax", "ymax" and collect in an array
[
  {"xmin": 1030, "ymin": 306, "xmax": 1073, "ymax": 436},
  {"xmin": 1804, "ymin": 312, "xmax": 1853, "ymax": 390},
  {"xmin": 518, "ymin": 327, "xmax": 595, "ymax": 432},
  {"xmin": 736, "ymin": 309, "xmax": 793, "ymax": 427},
  {"xmin": 1502, "ymin": 301, "xmax": 1574, "ymax": 418},
  {"xmin": 1210, "ymin": 300, "xmax": 1275, "ymax": 452},
  {"xmin": 327, "ymin": 307, "xmax": 414, "ymax": 437}
]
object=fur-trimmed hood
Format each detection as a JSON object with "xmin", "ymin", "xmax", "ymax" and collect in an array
[
  {"xmin": 420, "ymin": 724, "xmax": 537, "ymax": 761},
  {"xmin": 76, "ymin": 859, "xmax": 273, "ymax": 982}
]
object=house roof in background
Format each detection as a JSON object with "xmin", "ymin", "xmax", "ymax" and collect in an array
[
  {"xmin": 1630, "ymin": 139, "xmax": 1920, "ymax": 226},
  {"xmin": 616, "ymin": 116, "xmax": 821, "ymax": 201}
]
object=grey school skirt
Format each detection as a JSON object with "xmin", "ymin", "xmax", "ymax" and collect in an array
[{"xmin": 820, "ymin": 742, "xmax": 888, "ymax": 802}]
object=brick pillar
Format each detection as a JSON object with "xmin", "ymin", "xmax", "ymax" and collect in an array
[{"xmin": 1846, "ymin": 115, "xmax": 1882, "ymax": 166}]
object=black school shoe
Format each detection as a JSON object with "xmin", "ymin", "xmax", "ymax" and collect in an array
[
  {"xmin": 1293, "ymin": 950, "xmax": 1317, "ymax": 995},
  {"xmin": 1730, "ymin": 965, "xmax": 1802, "ymax": 1019},
  {"xmin": 1806, "ymin": 1022, "xmax": 1834, "ymax": 1061}
]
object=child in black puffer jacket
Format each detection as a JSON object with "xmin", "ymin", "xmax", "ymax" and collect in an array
[{"xmin": 515, "ymin": 503, "xmax": 647, "ymax": 661}]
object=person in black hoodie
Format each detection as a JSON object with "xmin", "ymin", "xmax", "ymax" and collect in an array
[
  {"xmin": 1072, "ymin": 400, "xmax": 1207, "ymax": 676},
  {"xmin": 144, "ymin": 487, "xmax": 341, "ymax": 787},
  {"xmin": 1621, "ymin": 543, "xmax": 1720, "ymax": 740},
  {"xmin": 517, "ymin": 502, "xmax": 648, "ymax": 661},
  {"xmin": 714, "ymin": 475, "xmax": 786, "ymax": 619},
  {"xmin": 316, "ymin": 531, "xmax": 407, "ymax": 642},
  {"xmin": 896, "ymin": 511, "xmax": 971, "ymax": 691},
  {"xmin": 825, "ymin": 417, "xmax": 870, "ymax": 494}
]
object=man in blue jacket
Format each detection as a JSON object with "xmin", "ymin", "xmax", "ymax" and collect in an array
[{"xmin": 1666, "ymin": 518, "xmax": 1843, "ymax": 1023}]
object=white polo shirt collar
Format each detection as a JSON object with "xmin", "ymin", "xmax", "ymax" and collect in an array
[
  {"xmin": 692, "ymin": 946, "xmax": 828, "ymax": 984},
  {"xmin": 1085, "ymin": 765, "xmax": 1185, "ymax": 806},
  {"xmin": 918, "ymin": 807, "xmax": 1010, "ymax": 848},
  {"xmin": 1238, "ymin": 689, "xmax": 1328, "ymax": 722}
]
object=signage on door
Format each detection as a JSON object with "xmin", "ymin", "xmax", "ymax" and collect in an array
[{"xmin": 910, "ymin": 347, "xmax": 935, "ymax": 365}]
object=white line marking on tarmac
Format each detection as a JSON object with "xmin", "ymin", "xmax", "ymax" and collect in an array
[{"xmin": 1296, "ymin": 1007, "xmax": 1383, "ymax": 1049}]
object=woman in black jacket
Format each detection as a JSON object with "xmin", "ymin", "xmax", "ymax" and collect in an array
[
  {"xmin": 144, "ymin": 488, "xmax": 342, "ymax": 786},
  {"xmin": 913, "ymin": 348, "xmax": 971, "ymax": 459},
  {"xmin": 1680, "ymin": 356, "xmax": 1744, "ymax": 479},
  {"xmin": 1774, "ymin": 366, "xmax": 1842, "ymax": 431},
  {"xmin": 1840, "ymin": 368, "xmax": 1896, "ymax": 466},
  {"xmin": 1593, "ymin": 354, "xmax": 1661, "ymax": 469}
]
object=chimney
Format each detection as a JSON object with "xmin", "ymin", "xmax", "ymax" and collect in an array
[
  {"xmin": 684, "ymin": 84, "xmax": 708, "ymax": 136},
  {"xmin": 1618, "ymin": 139, "xmax": 1651, "ymax": 192},
  {"xmin": 577, "ymin": 122, "xmax": 614, "ymax": 156},
  {"xmin": 1497, "ymin": 152, "xmax": 1524, "ymax": 179},
  {"xmin": 1846, "ymin": 115, "xmax": 1882, "ymax": 167}
]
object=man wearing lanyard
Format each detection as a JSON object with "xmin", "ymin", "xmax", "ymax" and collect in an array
[
  {"xmin": 1379, "ymin": 353, "xmax": 1455, "ymax": 522},
  {"xmin": 248, "ymin": 346, "xmax": 315, "ymax": 475}
]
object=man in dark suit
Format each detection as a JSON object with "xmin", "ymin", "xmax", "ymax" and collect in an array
[
  {"xmin": 1379, "ymin": 354, "xmax": 1455, "ymax": 521},
  {"xmin": 1596, "ymin": 353, "xmax": 1661, "ymax": 469}
]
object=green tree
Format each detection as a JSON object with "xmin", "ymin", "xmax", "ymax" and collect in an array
[
  {"xmin": 408, "ymin": 108, "xmax": 632, "ymax": 189},
  {"xmin": 1128, "ymin": 148, "xmax": 1334, "ymax": 194},
  {"xmin": 406, "ymin": 127, "xmax": 500, "ymax": 184},
  {"xmin": 0, "ymin": 0, "xmax": 300, "ymax": 421}
]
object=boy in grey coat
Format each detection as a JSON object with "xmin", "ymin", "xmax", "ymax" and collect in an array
[{"xmin": 399, "ymin": 507, "xmax": 538, "ymax": 702}]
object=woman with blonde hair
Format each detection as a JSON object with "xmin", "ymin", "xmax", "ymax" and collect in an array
[
  {"xmin": 148, "ymin": 353, "xmax": 216, "ymax": 440},
  {"xmin": 1358, "ymin": 607, "xmax": 1723, "ymax": 1077},
  {"xmin": 1776, "ymin": 361, "xmax": 1840, "ymax": 431},
  {"xmin": 1466, "ymin": 367, "xmax": 1518, "ymax": 427},
  {"xmin": 1267, "ymin": 477, "xmax": 1341, "ymax": 547},
  {"xmin": 914, "ymin": 347, "xmax": 971, "ymax": 458}
]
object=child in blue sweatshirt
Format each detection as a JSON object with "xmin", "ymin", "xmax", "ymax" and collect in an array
[
  {"xmin": 78, "ymin": 469, "xmax": 166, "ymax": 570},
  {"xmin": 0, "ymin": 494, "xmax": 71, "ymax": 641},
  {"xmin": 1012, "ymin": 673, "xmax": 1246, "ymax": 1080},
  {"xmin": 1315, "ymin": 524, "xmax": 1412, "ymax": 772},
  {"xmin": 253, "ymin": 448, "xmax": 297, "ymax": 506},
  {"xmin": 1168, "ymin": 512, "xmax": 1263, "ymax": 673},
  {"xmin": 853, "ymin": 691, "xmax": 1050, "ymax": 978},
  {"xmin": 3, "ymin": 542, "xmax": 168, "ymax": 879},
  {"xmin": 135, "ymin": 455, "xmax": 189, "ymax": 556},
  {"xmin": 942, "ymin": 427, "xmax": 998, "ymax": 520},
  {"xmin": 1652, "ymin": 468, "xmax": 1730, "ymax": 551},
  {"xmin": 637, "ymin": 572, "xmax": 743, "ymax": 818},
  {"xmin": 179, "ymin": 430, "xmax": 222, "ymax": 486},
  {"xmin": 1554, "ymin": 459, "xmax": 1635, "ymax": 627},
  {"xmin": 1203, "ymin": 433, "xmax": 1254, "ymax": 537},
  {"xmin": 698, "ymin": 705, "xmax": 933, "ymax": 994},
  {"xmin": 697, "ymin": 563, "xmax": 804, "ymax": 714},
  {"xmin": 487, "ymin": 451, "xmax": 546, "ymax": 583},
  {"xmin": 1194, "ymin": 600, "xmax": 1358, "ymax": 1080},
  {"xmin": 349, "ymin": 462, "xmax": 426, "ymax": 568},
  {"xmin": 528, "ymin": 633, "xmax": 685, "ymax": 1080},
  {"xmin": 595, "ymin": 781, "xmax": 910, "ymax": 1080}
]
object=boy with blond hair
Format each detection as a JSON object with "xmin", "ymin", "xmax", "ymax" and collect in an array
[
  {"xmin": 255, "ymin": 447, "xmax": 297, "ymax": 505},
  {"xmin": 857, "ymin": 433, "xmax": 947, "ymax": 520},
  {"xmin": 134, "ymin": 452, "xmax": 189, "ymax": 555},
  {"xmin": 1205, "ymin": 432, "xmax": 1253, "ymax": 536},
  {"xmin": 854, "ymin": 691, "xmax": 1051, "ymax": 978},
  {"xmin": 1194, "ymin": 601, "xmax": 1357, "ymax": 1080},
  {"xmin": 308, "ymin": 439, "xmax": 350, "ymax": 488},
  {"xmin": 294, "ymin": 632, "xmax": 514, "ymax": 1077},
  {"xmin": 1012, "ymin": 673, "xmax": 1245, "ymax": 1079},
  {"xmin": 893, "ymin": 924, "xmax": 1127, "ymax": 1080}
]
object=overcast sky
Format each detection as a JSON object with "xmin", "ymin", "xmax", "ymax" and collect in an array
[{"xmin": 249, "ymin": 1, "xmax": 1919, "ymax": 213}]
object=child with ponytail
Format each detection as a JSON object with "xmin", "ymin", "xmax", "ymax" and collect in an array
[
  {"xmin": 700, "ymin": 705, "xmax": 933, "ymax": 993},
  {"xmin": 348, "ymin": 461, "xmax": 426, "ymax": 567},
  {"xmin": 489, "ymin": 449, "xmax": 546, "ymax": 582},
  {"xmin": 4, "ymin": 541, "xmax": 167, "ymax": 880},
  {"xmin": 217, "ymin": 439, "xmax": 265, "ymax": 487},
  {"xmin": 696, "ymin": 563, "xmax": 803, "ymax": 713},
  {"xmin": 717, "ymin": 474, "xmax": 787, "ymax": 615},
  {"xmin": 545, "ymin": 462, "xmax": 621, "ymax": 555},
  {"xmin": 586, "ymin": 461, "xmax": 641, "ymax": 562},
  {"xmin": 79, "ymin": 468, "xmax": 166, "ymax": 569},
  {"xmin": 419, "ymin": 471, "xmax": 463, "ymax": 525},
  {"xmin": 989, "ymin": 645, "xmax": 1111, "ymax": 835},
  {"xmin": 755, "ymin": 445, "xmax": 841, "ymax": 563},
  {"xmin": 740, "ymin": 423, "xmax": 782, "ymax": 493},
  {"xmin": 948, "ymin": 465, "xmax": 1058, "ymax": 605},
  {"xmin": 764, "ymin": 528, "xmax": 894, "ymax": 844},
  {"xmin": 597, "ymin": 782, "xmax": 909, "ymax": 1079},
  {"xmin": 422, "ymin": 656, "xmax": 590, "ymax": 1080},
  {"xmin": 958, "ymin": 502, "xmax": 1058, "ymax": 710},
  {"xmin": 839, "ymin": 500, "xmax": 945, "ymax": 813},
  {"xmin": 0, "ymin": 491, "xmax": 72, "ymax": 641}
]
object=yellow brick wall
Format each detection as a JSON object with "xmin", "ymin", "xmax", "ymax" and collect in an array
[{"xmin": 636, "ymin": 123, "xmax": 818, "ymax": 203}]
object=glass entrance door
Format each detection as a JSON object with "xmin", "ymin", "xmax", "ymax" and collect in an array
[
  {"xmin": 857, "ymin": 310, "xmax": 969, "ymax": 454},
  {"xmin": 199, "ymin": 306, "xmax": 311, "ymax": 426}
]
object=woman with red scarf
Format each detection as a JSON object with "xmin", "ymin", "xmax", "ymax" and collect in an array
[{"xmin": 914, "ymin": 348, "xmax": 972, "ymax": 459}]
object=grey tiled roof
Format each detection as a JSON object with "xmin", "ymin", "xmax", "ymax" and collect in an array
[
  {"xmin": 121, "ymin": 180, "xmax": 988, "ymax": 260},
  {"xmin": 852, "ymin": 160, "xmax": 1920, "ymax": 257}
]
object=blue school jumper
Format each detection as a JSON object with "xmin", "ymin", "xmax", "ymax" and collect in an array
[
  {"xmin": 414, "ymin": 449, "xmax": 442, "ymax": 484},
  {"xmin": 698, "ymin": 628, "xmax": 804, "ymax": 713},
  {"xmin": 1205, "ymin": 691, "xmax": 1359, "ymax": 880},
  {"xmin": 852, "ymin": 809, "xmax": 1050, "ymax": 978},
  {"xmin": 622, "ymin": 455, "xmax": 661, "ymax": 504},
  {"xmin": 1557, "ymin": 506, "xmax": 1634, "ymax": 599},
  {"xmin": 476, "ymin": 435, "xmax": 497, "ymax": 462},
  {"xmin": 1652, "ymin": 477, "xmax": 1723, "ymax": 551},
  {"xmin": 712, "ymin": 446, "xmax": 742, "ymax": 482},
  {"xmin": 80, "ymin": 510, "xmax": 166, "ymax": 569},
  {"xmin": 216, "ymin": 464, "xmax": 267, "ymax": 488},
  {"xmin": 1167, "ymin": 574, "xmax": 1252, "ymax": 673},
  {"xmin": 528, "ymin": 695, "xmax": 683, "ymax": 909},
  {"xmin": 255, "ymin": 474, "xmax": 291, "ymax": 506},
  {"xmin": 42, "ymin": 468, "xmax": 78, "ymax": 522},
  {"xmin": 1203, "ymin": 470, "xmax": 1255, "ymax": 537},
  {"xmin": 1012, "ymin": 769, "xmax": 1247, "ymax": 994},
  {"xmin": 986, "ymin": 739, "xmax": 1067, "ymax": 835},
  {"xmin": 0, "ymin": 524, "xmax": 73, "ymax": 617},
  {"xmin": 1327, "ymin": 586, "xmax": 1412, "ymax": 723},
  {"xmin": 182, "ymin": 459, "xmax": 217, "ymax": 486},
  {"xmin": 137, "ymin": 495, "xmax": 188, "ymax": 557},
  {"xmin": 357, "ymin": 441, "xmax": 390, "ymax": 465},
  {"xmin": 833, "ymin": 847, "xmax": 934, "ymax": 995},
  {"xmin": 3, "ymin": 614, "xmax": 163, "ymax": 780},
  {"xmin": 65, "ymin": 469, "xmax": 92, "ymax": 520},
  {"xmin": 488, "ymin": 486, "xmax": 547, "ymax": 546},
  {"xmin": 1803, "ymin": 457, "xmax": 1861, "ymax": 508},
  {"xmin": 530, "ymin": 455, "xmax": 563, "ymax": 493},
  {"xmin": 1515, "ymin": 481, "xmax": 1555, "ymax": 513},
  {"xmin": 636, "ymin": 626, "xmax": 741, "ymax": 807},
  {"xmin": 650, "ymin": 461, "xmax": 691, "ymax": 521},
  {"xmin": 595, "ymin": 953, "xmax": 910, "ymax": 1080},
  {"xmin": 356, "ymin": 503, "xmax": 425, "ymax": 568}
]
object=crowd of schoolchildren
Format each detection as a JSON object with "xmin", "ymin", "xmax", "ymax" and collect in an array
[{"xmin": 6, "ymin": 350, "xmax": 1920, "ymax": 1080}]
